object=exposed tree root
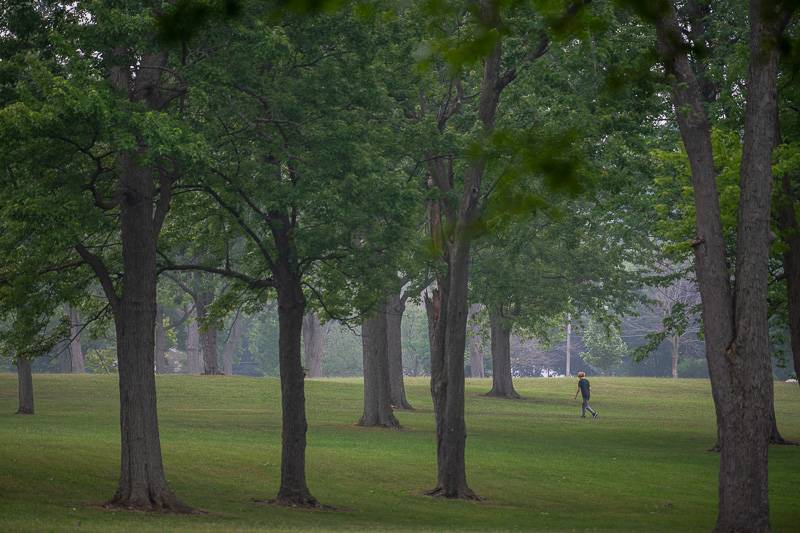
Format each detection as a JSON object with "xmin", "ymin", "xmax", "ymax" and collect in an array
[
  {"xmin": 357, "ymin": 418, "xmax": 401, "ymax": 429},
  {"xmin": 103, "ymin": 493, "xmax": 196, "ymax": 514},
  {"xmin": 254, "ymin": 495, "xmax": 338, "ymax": 510},
  {"xmin": 483, "ymin": 390, "xmax": 522, "ymax": 400}
]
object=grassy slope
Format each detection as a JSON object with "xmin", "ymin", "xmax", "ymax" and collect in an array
[{"xmin": 0, "ymin": 374, "xmax": 797, "ymax": 532}]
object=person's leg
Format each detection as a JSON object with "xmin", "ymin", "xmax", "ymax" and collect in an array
[
  {"xmin": 581, "ymin": 398, "xmax": 588, "ymax": 417},
  {"xmin": 584, "ymin": 397, "xmax": 597, "ymax": 417}
]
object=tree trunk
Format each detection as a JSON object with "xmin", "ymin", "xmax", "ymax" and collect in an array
[
  {"xmin": 195, "ymin": 291, "xmax": 220, "ymax": 375},
  {"xmin": 468, "ymin": 304, "xmax": 485, "ymax": 378},
  {"xmin": 359, "ymin": 302, "xmax": 400, "ymax": 428},
  {"xmin": 16, "ymin": 358, "xmax": 34, "ymax": 415},
  {"xmin": 185, "ymin": 305, "xmax": 202, "ymax": 374},
  {"xmin": 486, "ymin": 306, "xmax": 520, "ymax": 399},
  {"xmin": 154, "ymin": 306, "xmax": 168, "ymax": 374},
  {"xmin": 105, "ymin": 150, "xmax": 189, "ymax": 512},
  {"xmin": 425, "ymin": 282, "xmax": 447, "ymax": 490},
  {"xmin": 777, "ymin": 170, "xmax": 800, "ymax": 385},
  {"xmin": 302, "ymin": 312, "xmax": 326, "ymax": 378},
  {"xmin": 57, "ymin": 338, "xmax": 71, "ymax": 373},
  {"xmin": 221, "ymin": 312, "xmax": 242, "ymax": 376},
  {"xmin": 387, "ymin": 293, "xmax": 413, "ymax": 409},
  {"xmin": 565, "ymin": 314, "xmax": 571, "ymax": 377},
  {"xmin": 670, "ymin": 334, "xmax": 679, "ymax": 379},
  {"xmin": 274, "ymin": 276, "xmax": 317, "ymax": 506},
  {"xmin": 654, "ymin": 2, "xmax": 794, "ymax": 529},
  {"xmin": 66, "ymin": 305, "xmax": 85, "ymax": 373}
]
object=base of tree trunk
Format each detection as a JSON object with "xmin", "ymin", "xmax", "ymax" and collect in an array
[
  {"xmin": 103, "ymin": 492, "xmax": 194, "ymax": 514},
  {"xmin": 202, "ymin": 370, "xmax": 224, "ymax": 376},
  {"xmin": 425, "ymin": 486, "xmax": 481, "ymax": 500},
  {"xmin": 769, "ymin": 434, "xmax": 799, "ymax": 446},
  {"xmin": 257, "ymin": 494, "xmax": 321, "ymax": 508},
  {"xmin": 15, "ymin": 407, "xmax": 34, "ymax": 415},
  {"xmin": 357, "ymin": 417, "xmax": 401, "ymax": 429},
  {"xmin": 483, "ymin": 389, "xmax": 522, "ymax": 400},
  {"xmin": 391, "ymin": 400, "xmax": 414, "ymax": 410}
]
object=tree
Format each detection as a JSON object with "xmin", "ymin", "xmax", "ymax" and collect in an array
[
  {"xmin": 646, "ymin": 0, "xmax": 798, "ymax": 528},
  {"xmin": 0, "ymin": 0, "xmax": 203, "ymax": 511},
  {"xmin": 160, "ymin": 2, "xmax": 419, "ymax": 505}
]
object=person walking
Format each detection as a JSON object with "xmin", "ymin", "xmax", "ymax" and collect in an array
[{"xmin": 574, "ymin": 371, "xmax": 598, "ymax": 418}]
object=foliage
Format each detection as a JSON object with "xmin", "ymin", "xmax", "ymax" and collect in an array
[{"xmin": 579, "ymin": 318, "xmax": 628, "ymax": 374}]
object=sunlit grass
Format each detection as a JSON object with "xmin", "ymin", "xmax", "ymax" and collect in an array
[{"xmin": 0, "ymin": 374, "xmax": 798, "ymax": 531}]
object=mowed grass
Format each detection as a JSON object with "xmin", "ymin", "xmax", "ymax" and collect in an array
[{"xmin": 0, "ymin": 374, "xmax": 798, "ymax": 532}]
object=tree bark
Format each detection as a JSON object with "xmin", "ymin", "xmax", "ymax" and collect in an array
[
  {"xmin": 486, "ymin": 306, "xmax": 520, "ymax": 399},
  {"xmin": 185, "ymin": 306, "xmax": 202, "ymax": 374},
  {"xmin": 302, "ymin": 312, "xmax": 326, "ymax": 378},
  {"xmin": 221, "ymin": 311, "xmax": 242, "ymax": 376},
  {"xmin": 16, "ymin": 358, "xmax": 34, "ymax": 415},
  {"xmin": 154, "ymin": 306, "xmax": 169, "ymax": 374},
  {"xmin": 66, "ymin": 305, "xmax": 85, "ymax": 373},
  {"xmin": 274, "ymin": 274, "xmax": 317, "ymax": 506},
  {"xmin": 359, "ymin": 302, "xmax": 400, "ymax": 428},
  {"xmin": 195, "ymin": 290, "xmax": 220, "ymax": 375},
  {"xmin": 654, "ymin": 2, "xmax": 795, "ymax": 529},
  {"xmin": 468, "ymin": 304, "xmax": 485, "ymax": 378},
  {"xmin": 387, "ymin": 292, "xmax": 414, "ymax": 409}
]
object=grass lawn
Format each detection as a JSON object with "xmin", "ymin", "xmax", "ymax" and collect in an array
[{"xmin": 0, "ymin": 374, "xmax": 798, "ymax": 532}]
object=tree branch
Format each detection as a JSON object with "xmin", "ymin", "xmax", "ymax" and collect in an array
[{"xmin": 75, "ymin": 244, "xmax": 120, "ymax": 316}]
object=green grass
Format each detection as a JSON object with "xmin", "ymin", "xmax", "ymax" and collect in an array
[{"xmin": 0, "ymin": 374, "xmax": 798, "ymax": 532}]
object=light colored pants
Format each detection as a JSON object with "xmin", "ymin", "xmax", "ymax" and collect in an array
[{"xmin": 582, "ymin": 397, "xmax": 596, "ymax": 417}]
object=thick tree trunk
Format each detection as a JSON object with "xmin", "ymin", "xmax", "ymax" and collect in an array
[
  {"xmin": 154, "ymin": 306, "xmax": 168, "ymax": 374},
  {"xmin": 670, "ymin": 334, "xmax": 679, "ymax": 379},
  {"xmin": 359, "ymin": 302, "xmax": 400, "ymax": 428},
  {"xmin": 105, "ymin": 150, "xmax": 189, "ymax": 512},
  {"xmin": 67, "ymin": 305, "xmax": 85, "ymax": 373},
  {"xmin": 387, "ymin": 293, "xmax": 413, "ymax": 409},
  {"xmin": 16, "ymin": 358, "xmax": 34, "ymax": 415},
  {"xmin": 486, "ymin": 306, "xmax": 520, "ymax": 399},
  {"xmin": 274, "ymin": 277, "xmax": 317, "ymax": 506},
  {"xmin": 655, "ymin": 2, "xmax": 794, "ymax": 529},
  {"xmin": 185, "ymin": 306, "xmax": 202, "ymax": 375},
  {"xmin": 195, "ymin": 291, "xmax": 220, "ymax": 375},
  {"xmin": 468, "ymin": 304, "xmax": 485, "ymax": 378},
  {"xmin": 221, "ymin": 312, "xmax": 242, "ymax": 376},
  {"xmin": 302, "ymin": 312, "xmax": 326, "ymax": 378}
]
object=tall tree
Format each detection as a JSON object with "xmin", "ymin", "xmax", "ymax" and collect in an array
[
  {"xmin": 161, "ymin": 3, "xmax": 418, "ymax": 505},
  {"xmin": 649, "ymin": 0, "xmax": 797, "ymax": 528},
  {"xmin": 0, "ymin": 0, "xmax": 202, "ymax": 510}
]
